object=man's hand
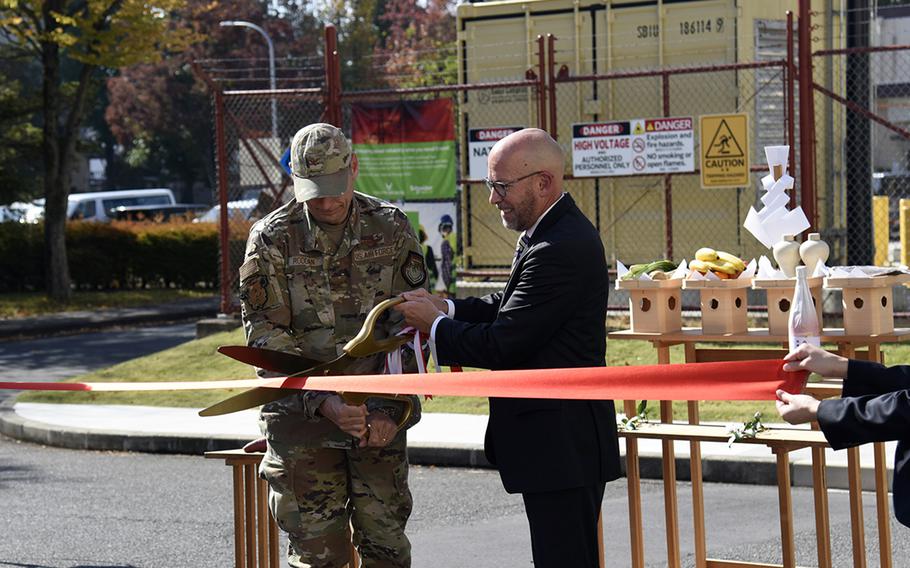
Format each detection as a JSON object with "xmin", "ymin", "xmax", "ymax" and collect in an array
[
  {"xmin": 394, "ymin": 290, "xmax": 447, "ymax": 334},
  {"xmin": 782, "ymin": 344, "xmax": 849, "ymax": 378},
  {"xmin": 361, "ymin": 411, "xmax": 398, "ymax": 448},
  {"xmin": 401, "ymin": 289, "xmax": 448, "ymax": 311},
  {"xmin": 775, "ymin": 389, "xmax": 821, "ymax": 424},
  {"xmin": 319, "ymin": 394, "xmax": 368, "ymax": 439}
]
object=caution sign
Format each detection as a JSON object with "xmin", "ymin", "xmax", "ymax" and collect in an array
[{"xmin": 699, "ymin": 113, "xmax": 750, "ymax": 188}]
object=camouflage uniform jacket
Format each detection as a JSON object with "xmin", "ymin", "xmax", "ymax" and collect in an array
[{"xmin": 240, "ymin": 192, "xmax": 427, "ymax": 448}]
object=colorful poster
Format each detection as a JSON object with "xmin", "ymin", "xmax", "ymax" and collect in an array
[
  {"xmin": 399, "ymin": 201, "xmax": 458, "ymax": 293},
  {"xmin": 351, "ymin": 99, "xmax": 456, "ymax": 200}
]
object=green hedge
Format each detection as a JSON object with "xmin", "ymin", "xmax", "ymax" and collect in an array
[{"xmin": 0, "ymin": 220, "xmax": 232, "ymax": 292}]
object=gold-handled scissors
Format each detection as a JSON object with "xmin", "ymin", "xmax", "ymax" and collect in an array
[{"xmin": 200, "ymin": 297, "xmax": 413, "ymax": 432}]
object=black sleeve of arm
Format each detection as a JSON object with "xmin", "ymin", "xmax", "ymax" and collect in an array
[
  {"xmin": 451, "ymin": 294, "xmax": 503, "ymax": 324},
  {"xmin": 842, "ymin": 360, "xmax": 910, "ymax": 398},
  {"xmin": 436, "ymin": 239, "xmax": 597, "ymax": 369},
  {"xmin": 818, "ymin": 390, "xmax": 910, "ymax": 449}
]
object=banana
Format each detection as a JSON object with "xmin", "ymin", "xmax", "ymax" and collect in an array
[
  {"xmin": 715, "ymin": 250, "xmax": 746, "ymax": 272},
  {"xmin": 705, "ymin": 259, "xmax": 738, "ymax": 275},
  {"xmin": 695, "ymin": 247, "xmax": 717, "ymax": 262},
  {"xmin": 689, "ymin": 259, "xmax": 710, "ymax": 274}
]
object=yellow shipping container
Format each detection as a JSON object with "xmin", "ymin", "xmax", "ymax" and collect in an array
[{"xmin": 456, "ymin": 0, "xmax": 844, "ymax": 269}]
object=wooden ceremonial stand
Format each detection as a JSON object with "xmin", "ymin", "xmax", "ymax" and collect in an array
[
  {"xmin": 608, "ymin": 272, "xmax": 910, "ymax": 567},
  {"xmin": 205, "ymin": 449, "xmax": 281, "ymax": 568},
  {"xmin": 608, "ymin": 327, "xmax": 910, "ymax": 568},
  {"xmin": 205, "ymin": 449, "xmax": 363, "ymax": 568}
]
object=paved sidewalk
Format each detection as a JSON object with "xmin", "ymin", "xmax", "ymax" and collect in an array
[
  {"xmin": 0, "ymin": 299, "xmax": 898, "ymax": 491},
  {"xmin": 0, "ymin": 297, "xmax": 219, "ymax": 339},
  {"xmin": 0, "ymin": 401, "xmax": 895, "ymax": 491}
]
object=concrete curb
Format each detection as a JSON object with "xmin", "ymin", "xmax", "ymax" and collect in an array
[
  {"xmin": 0, "ymin": 297, "xmax": 219, "ymax": 340},
  {"xmin": 0, "ymin": 400, "xmax": 247, "ymax": 454}
]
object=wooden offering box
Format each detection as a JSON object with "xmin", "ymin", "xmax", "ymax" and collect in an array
[
  {"xmin": 616, "ymin": 278, "xmax": 683, "ymax": 333},
  {"xmin": 682, "ymin": 278, "xmax": 752, "ymax": 334},
  {"xmin": 752, "ymin": 276, "xmax": 824, "ymax": 336},
  {"xmin": 824, "ymin": 273, "xmax": 910, "ymax": 336}
]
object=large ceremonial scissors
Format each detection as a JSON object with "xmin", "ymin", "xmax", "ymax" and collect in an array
[{"xmin": 201, "ymin": 296, "xmax": 415, "ymax": 430}]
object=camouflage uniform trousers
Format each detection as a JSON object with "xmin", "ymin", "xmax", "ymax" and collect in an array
[{"xmin": 261, "ymin": 433, "xmax": 412, "ymax": 568}]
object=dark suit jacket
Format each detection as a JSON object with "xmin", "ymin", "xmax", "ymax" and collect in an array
[
  {"xmin": 435, "ymin": 194, "xmax": 621, "ymax": 494},
  {"xmin": 817, "ymin": 359, "xmax": 910, "ymax": 527}
]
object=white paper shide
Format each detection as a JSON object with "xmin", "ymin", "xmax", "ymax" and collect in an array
[{"xmin": 743, "ymin": 145, "xmax": 811, "ymax": 249}]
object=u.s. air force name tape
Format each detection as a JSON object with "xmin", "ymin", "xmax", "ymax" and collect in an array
[{"xmin": 0, "ymin": 359, "xmax": 805, "ymax": 401}]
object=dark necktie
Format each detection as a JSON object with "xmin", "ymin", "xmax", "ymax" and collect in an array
[{"xmin": 512, "ymin": 234, "xmax": 530, "ymax": 266}]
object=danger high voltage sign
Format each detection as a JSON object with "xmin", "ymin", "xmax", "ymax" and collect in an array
[{"xmin": 571, "ymin": 117, "xmax": 694, "ymax": 177}]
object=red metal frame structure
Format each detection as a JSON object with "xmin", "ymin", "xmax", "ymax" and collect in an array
[
  {"xmin": 811, "ymin": 45, "xmax": 910, "ymax": 141},
  {"xmin": 200, "ymin": 25, "xmax": 546, "ymax": 311},
  {"xmin": 787, "ymin": 11, "xmax": 797, "ymax": 211},
  {"xmin": 214, "ymin": 89, "xmax": 232, "ymax": 314},
  {"xmin": 798, "ymin": 0, "xmax": 817, "ymax": 231},
  {"xmin": 204, "ymin": 14, "xmax": 910, "ymax": 308},
  {"xmin": 323, "ymin": 25, "xmax": 342, "ymax": 127}
]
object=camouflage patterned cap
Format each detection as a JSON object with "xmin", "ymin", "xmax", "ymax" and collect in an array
[{"xmin": 290, "ymin": 123, "xmax": 353, "ymax": 202}]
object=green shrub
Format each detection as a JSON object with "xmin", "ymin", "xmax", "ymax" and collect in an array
[
  {"xmin": 0, "ymin": 220, "xmax": 224, "ymax": 292},
  {"xmin": 0, "ymin": 223, "xmax": 43, "ymax": 291},
  {"xmin": 67, "ymin": 221, "xmax": 137, "ymax": 289},
  {"xmin": 128, "ymin": 222, "xmax": 219, "ymax": 288}
]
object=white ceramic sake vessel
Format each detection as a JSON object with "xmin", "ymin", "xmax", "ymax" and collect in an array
[
  {"xmin": 772, "ymin": 234, "xmax": 801, "ymax": 278},
  {"xmin": 799, "ymin": 233, "xmax": 829, "ymax": 274}
]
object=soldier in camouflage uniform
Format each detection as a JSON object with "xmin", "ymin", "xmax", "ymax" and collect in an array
[{"xmin": 239, "ymin": 123, "xmax": 427, "ymax": 568}]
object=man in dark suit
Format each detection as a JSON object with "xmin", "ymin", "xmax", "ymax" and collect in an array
[
  {"xmin": 776, "ymin": 343, "xmax": 910, "ymax": 528},
  {"xmin": 395, "ymin": 128, "xmax": 621, "ymax": 567}
]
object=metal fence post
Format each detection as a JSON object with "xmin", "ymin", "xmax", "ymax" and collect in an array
[
  {"xmin": 798, "ymin": 0, "xmax": 817, "ymax": 231},
  {"xmin": 214, "ymin": 89, "xmax": 232, "ymax": 315},
  {"xmin": 786, "ymin": 11, "xmax": 797, "ymax": 211},
  {"xmin": 537, "ymin": 35, "xmax": 547, "ymax": 130},
  {"xmin": 901, "ymin": 199, "xmax": 910, "ymax": 267},
  {"xmin": 662, "ymin": 71, "xmax": 673, "ymax": 261},
  {"xmin": 324, "ymin": 25, "xmax": 341, "ymax": 127},
  {"xmin": 547, "ymin": 34, "xmax": 558, "ymax": 139}
]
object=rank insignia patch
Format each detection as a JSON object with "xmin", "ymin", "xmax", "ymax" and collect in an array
[{"xmin": 401, "ymin": 251, "xmax": 427, "ymax": 287}]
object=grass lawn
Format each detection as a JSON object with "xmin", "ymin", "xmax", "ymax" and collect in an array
[
  {"xmin": 0, "ymin": 289, "xmax": 216, "ymax": 319},
  {"xmin": 19, "ymin": 326, "xmax": 910, "ymax": 423}
]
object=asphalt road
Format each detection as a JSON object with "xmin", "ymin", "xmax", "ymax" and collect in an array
[
  {"xmin": 1, "ymin": 324, "xmax": 909, "ymax": 566},
  {"xmin": 0, "ymin": 323, "xmax": 197, "ymax": 405},
  {"xmin": 2, "ymin": 434, "xmax": 909, "ymax": 568}
]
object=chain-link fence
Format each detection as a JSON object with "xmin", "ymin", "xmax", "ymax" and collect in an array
[
  {"xmin": 807, "ymin": 3, "xmax": 910, "ymax": 310},
  {"xmin": 211, "ymin": 90, "xmax": 325, "ymax": 311},
  {"xmin": 551, "ymin": 60, "xmax": 790, "ymax": 267},
  {"xmin": 812, "ymin": 43, "xmax": 910, "ymax": 267},
  {"xmin": 199, "ymin": 5, "xmax": 910, "ymax": 312}
]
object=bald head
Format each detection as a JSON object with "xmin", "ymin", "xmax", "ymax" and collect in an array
[
  {"xmin": 489, "ymin": 128, "xmax": 564, "ymax": 195},
  {"xmin": 486, "ymin": 128, "xmax": 566, "ymax": 232}
]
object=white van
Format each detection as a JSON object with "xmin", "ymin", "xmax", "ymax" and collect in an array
[{"xmin": 67, "ymin": 189, "xmax": 177, "ymax": 222}]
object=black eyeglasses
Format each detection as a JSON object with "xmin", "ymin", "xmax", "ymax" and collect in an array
[{"xmin": 483, "ymin": 171, "xmax": 545, "ymax": 198}]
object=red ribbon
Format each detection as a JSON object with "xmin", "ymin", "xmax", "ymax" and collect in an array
[{"xmin": 0, "ymin": 359, "xmax": 805, "ymax": 401}]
